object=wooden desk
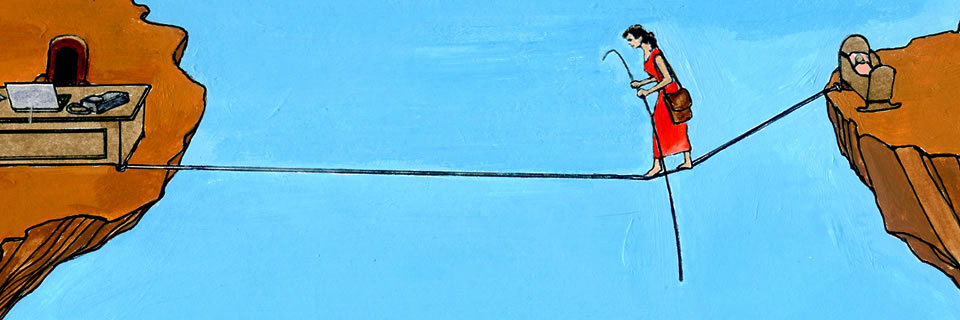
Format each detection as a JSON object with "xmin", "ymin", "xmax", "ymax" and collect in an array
[{"xmin": 0, "ymin": 84, "xmax": 149, "ymax": 167}]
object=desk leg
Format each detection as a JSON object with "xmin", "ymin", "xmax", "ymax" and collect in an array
[{"xmin": 118, "ymin": 101, "xmax": 146, "ymax": 168}]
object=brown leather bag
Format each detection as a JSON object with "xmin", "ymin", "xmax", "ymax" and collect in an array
[
  {"xmin": 665, "ymin": 89, "xmax": 693, "ymax": 124},
  {"xmin": 654, "ymin": 52, "xmax": 693, "ymax": 124}
]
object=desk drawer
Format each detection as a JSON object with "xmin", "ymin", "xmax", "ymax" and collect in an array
[{"xmin": 0, "ymin": 129, "xmax": 107, "ymax": 160}]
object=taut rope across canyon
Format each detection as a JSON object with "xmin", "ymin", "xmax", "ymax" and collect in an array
[{"xmin": 120, "ymin": 79, "xmax": 840, "ymax": 282}]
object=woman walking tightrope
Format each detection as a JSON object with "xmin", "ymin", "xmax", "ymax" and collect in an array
[{"xmin": 623, "ymin": 25, "xmax": 693, "ymax": 177}]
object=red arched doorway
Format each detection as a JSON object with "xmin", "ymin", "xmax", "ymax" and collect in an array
[{"xmin": 43, "ymin": 35, "xmax": 89, "ymax": 86}]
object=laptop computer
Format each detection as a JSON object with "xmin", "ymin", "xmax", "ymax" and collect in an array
[{"xmin": 6, "ymin": 83, "xmax": 69, "ymax": 113}]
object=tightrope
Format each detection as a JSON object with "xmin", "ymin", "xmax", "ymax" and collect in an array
[
  {"xmin": 123, "ymin": 165, "xmax": 653, "ymax": 180},
  {"xmin": 118, "ymin": 76, "xmax": 839, "ymax": 285},
  {"xmin": 124, "ymin": 84, "xmax": 839, "ymax": 180}
]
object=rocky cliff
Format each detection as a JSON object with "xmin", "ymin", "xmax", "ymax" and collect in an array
[
  {"xmin": 0, "ymin": 0, "xmax": 205, "ymax": 317},
  {"xmin": 825, "ymin": 30, "xmax": 960, "ymax": 287}
]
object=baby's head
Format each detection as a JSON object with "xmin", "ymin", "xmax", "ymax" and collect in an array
[
  {"xmin": 849, "ymin": 52, "xmax": 872, "ymax": 75},
  {"xmin": 840, "ymin": 35, "xmax": 873, "ymax": 76}
]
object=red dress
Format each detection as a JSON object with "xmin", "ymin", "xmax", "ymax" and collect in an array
[{"xmin": 643, "ymin": 48, "xmax": 691, "ymax": 158}]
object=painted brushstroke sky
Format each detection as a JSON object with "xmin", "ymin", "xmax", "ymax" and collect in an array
[{"xmin": 10, "ymin": 1, "xmax": 960, "ymax": 319}]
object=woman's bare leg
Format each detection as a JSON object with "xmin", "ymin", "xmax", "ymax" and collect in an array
[
  {"xmin": 678, "ymin": 151, "xmax": 693, "ymax": 169},
  {"xmin": 644, "ymin": 159, "xmax": 663, "ymax": 177}
]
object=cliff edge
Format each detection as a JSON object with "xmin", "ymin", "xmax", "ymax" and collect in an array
[
  {"xmin": 825, "ymin": 30, "xmax": 960, "ymax": 287},
  {"xmin": 0, "ymin": 1, "xmax": 205, "ymax": 317}
]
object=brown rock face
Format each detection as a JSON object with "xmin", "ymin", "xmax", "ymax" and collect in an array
[
  {"xmin": 0, "ymin": 0, "xmax": 204, "ymax": 317},
  {"xmin": 825, "ymin": 30, "xmax": 960, "ymax": 287}
]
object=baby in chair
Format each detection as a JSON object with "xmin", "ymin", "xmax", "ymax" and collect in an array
[{"xmin": 838, "ymin": 35, "xmax": 901, "ymax": 113}]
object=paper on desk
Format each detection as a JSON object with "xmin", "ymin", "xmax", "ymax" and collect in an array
[{"xmin": 6, "ymin": 83, "xmax": 59, "ymax": 112}]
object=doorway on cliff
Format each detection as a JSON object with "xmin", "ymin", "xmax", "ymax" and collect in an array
[{"xmin": 45, "ymin": 35, "xmax": 89, "ymax": 86}]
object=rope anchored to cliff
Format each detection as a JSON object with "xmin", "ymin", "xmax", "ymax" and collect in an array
[
  {"xmin": 120, "ymin": 76, "xmax": 839, "ymax": 285},
  {"xmin": 123, "ymin": 84, "xmax": 840, "ymax": 180}
]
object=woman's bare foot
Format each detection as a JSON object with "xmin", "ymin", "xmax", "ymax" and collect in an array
[
  {"xmin": 676, "ymin": 151, "xmax": 693, "ymax": 170},
  {"xmin": 644, "ymin": 163, "xmax": 663, "ymax": 177}
]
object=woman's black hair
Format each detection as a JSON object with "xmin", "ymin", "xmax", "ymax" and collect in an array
[{"xmin": 621, "ymin": 24, "xmax": 657, "ymax": 48}]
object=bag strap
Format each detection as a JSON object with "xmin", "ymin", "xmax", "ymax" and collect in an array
[{"xmin": 652, "ymin": 50, "xmax": 682, "ymax": 90}]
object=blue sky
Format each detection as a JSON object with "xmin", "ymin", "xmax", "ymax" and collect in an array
[{"xmin": 9, "ymin": 1, "xmax": 960, "ymax": 319}]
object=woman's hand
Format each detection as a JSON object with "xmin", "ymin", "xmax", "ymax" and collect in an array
[
  {"xmin": 637, "ymin": 89, "xmax": 651, "ymax": 98},
  {"xmin": 630, "ymin": 81, "xmax": 643, "ymax": 89}
]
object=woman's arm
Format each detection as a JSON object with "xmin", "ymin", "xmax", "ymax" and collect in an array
[
  {"xmin": 631, "ymin": 77, "xmax": 656, "ymax": 88},
  {"xmin": 645, "ymin": 55, "xmax": 673, "ymax": 93}
]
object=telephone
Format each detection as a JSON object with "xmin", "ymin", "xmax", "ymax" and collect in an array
[{"xmin": 66, "ymin": 91, "xmax": 129, "ymax": 115}]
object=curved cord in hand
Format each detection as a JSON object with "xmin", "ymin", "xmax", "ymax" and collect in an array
[
  {"xmin": 603, "ymin": 49, "xmax": 635, "ymax": 82},
  {"xmin": 640, "ymin": 95, "xmax": 684, "ymax": 282}
]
